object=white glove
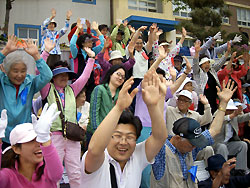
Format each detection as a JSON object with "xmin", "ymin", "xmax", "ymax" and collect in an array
[
  {"xmin": 33, "ymin": 103, "xmax": 60, "ymax": 143},
  {"xmin": 213, "ymin": 31, "xmax": 221, "ymax": 40},
  {"xmin": 0, "ymin": 109, "xmax": 7, "ymax": 138},
  {"xmin": 232, "ymin": 34, "xmax": 242, "ymax": 43}
]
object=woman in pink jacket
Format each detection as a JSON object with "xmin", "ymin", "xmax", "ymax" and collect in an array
[{"xmin": 0, "ymin": 103, "xmax": 63, "ymax": 188}]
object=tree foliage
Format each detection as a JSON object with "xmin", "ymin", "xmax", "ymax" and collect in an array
[{"xmin": 166, "ymin": 0, "xmax": 231, "ymax": 41}]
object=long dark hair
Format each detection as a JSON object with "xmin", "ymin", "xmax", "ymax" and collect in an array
[
  {"xmin": 1, "ymin": 144, "xmax": 45, "ymax": 181},
  {"xmin": 101, "ymin": 64, "xmax": 127, "ymax": 89}
]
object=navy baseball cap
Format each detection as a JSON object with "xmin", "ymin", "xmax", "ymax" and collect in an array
[
  {"xmin": 205, "ymin": 154, "xmax": 226, "ymax": 171},
  {"xmin": 173, "ymin": 117, "xmax": 209, "ymax": 148}
]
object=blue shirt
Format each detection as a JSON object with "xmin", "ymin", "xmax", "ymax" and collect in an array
[{"xmin": 152, "ymin": 130, "xmax": 214, "ymax": 180}]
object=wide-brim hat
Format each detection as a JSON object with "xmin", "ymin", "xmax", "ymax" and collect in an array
[
  {"xmin": 50, "ymin": 19, "xmax": 57, "ymax": 27},
  {"xmin": 176, "ymin": 77, "xmax": 195, "ymax": 93},
  {"xmin": 109, "ymin": 50, "xmax": 123, "ymax": 61},
  {"xmin": 52, "ymin": 67, "xmax": 78, "ymax": 80},
  {"xmin": 199, "ymin": 57, "xmax": 211, "ymax": 66}
]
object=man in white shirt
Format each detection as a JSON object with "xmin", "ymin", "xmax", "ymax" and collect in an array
[{"xmin": 81, "ymin": 69, "xmax": 167, "ymax": 187}]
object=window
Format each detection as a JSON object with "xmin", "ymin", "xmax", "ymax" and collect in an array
[
  {"xmin": 222, "ymin": 17, "xmax": 229, "ymax": 24},
  {"xmin": 72, "ymin": 0, "xmax": 96, "ymax": 4},
  {"xmin": 172, "ymin": 3, "xmax": 191, "ymax": 18},
  {"xmin": 128, "ymin": 0, "xmax": 158, "ymax": 12},
  {"xmin": 237, "ymin": 8, "xmax": 250, "ymax": 27},
  {"xmin": 14, "ymin": 24, "xmax": 41, "ymax": 44}
]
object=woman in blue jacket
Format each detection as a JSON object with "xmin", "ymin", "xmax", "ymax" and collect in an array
[{"xmin": 0, "ymin": 35, "xmax": 52, "ymax": 149}]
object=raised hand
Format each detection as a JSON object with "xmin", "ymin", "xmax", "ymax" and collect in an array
[
  {"xmin": 169, "ymin": 67, "xmax": 177, "ymax": 81},
  {"xmin": 32, "ymin": 103, "xmax": 60, "ymax": 143},
  {"xmin": 183, "ymin": 56, "xmax": 192, "ymax": 73},
  {"xmin": 226, "ymin": 41, "xmax": 231, "ymax": 53},
  {"xmin": 194, "ymin": 40, "xmax": 201, "ymax": 54},
  {"xmin": 44, "ymin": 38, "xmax": 55, "ymax": 53},
  {"xmin": 182, "ymin": 27, "xmax": 187, "ymax": 38},
  {"xmin": 0, "ymin": 109, "xmax": 7, "ymax": 138},
  {"xmin": 91, "ymin": 21, "xmax": 99, "ymax": 31},
  {"xmin": 84, "ymin": 47, "xmax": 95, "ymax": 58},
  {"xmin": 150, "ymin": 23, "xmax": 157, "ymax": 33},
  {"xmin": 221, "ymin": 158, "xmax": 236, "ymax": 177},
  {"xmin": 51, "ymin": 8, "xmax": 56, "ymax": 19},
  {"xmin": 158, "ymin": 46, "xmax": 168, "ymax": 59},
  {"xmin": 103, "ymin": 37, "xmax": 111, "ymax": 49},
  {"xmin": 123, "ymin": 20, "xmax": 128, "ymax": 27},
  {"xmin": 116, "ymin": 19, "xmax": 122, "ymax": 26},
  {"xmin": 217, "ymin": 79, "xmax": 237, "ymax": 104},
  {"xmin": 156, "ymin": 29, "xmax": 163, "ymax": 36},
  {"xmin": 142, "ymin": 69, "xmax": 160, "ymax": 106},
  {"xmin": 128, "ymin": 25, "xmax": 135, "ymax": 33},
  {"xmin": 213, "ymin": 31, "xmax": 221, "ymax": 41},
  {"xmin": 159, "ymin": 75, "xmax": 168, "ymax": 97},
  {"xmin": 128, "ymin": 41, "xmax": 135, "ymax": 57},
  {"xmin": 138, "ymin": 26, "xmax": 147, "ymax": 32},
  {"xmin": 66, "ymin": 10, "xmax": 72, "ymax": 20},
  {"xmin": 232, "ymin": 34, "xmax": 242, "ymax": 43},
  {"xmin": 1, "ymin": 35, "xmax": 19, "ymax": 56},
  {"xmin": 86, "ymin": 19, "xmax": 91, "ymax": 29},
  {"xmin": 199, "ymin": 94, "xmax": 209, "ymax": 105},
  {"xmin": 116, "ymin": 77, "xmax": 138, "ymax": 111},
  {"xmin": 23, "ymin": 39, "xmax": 40, "ymax": 60},
  {"xmin": 77, "ymin": 18, "xmax": 83, "ymax": 30}
]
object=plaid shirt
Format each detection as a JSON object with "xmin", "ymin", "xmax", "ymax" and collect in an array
[
  {"xmin": 41, "ymin": 18, "xmax": 69, "ymax": 55},
  {"xmin": 152, "ymin": 130, "xmax": 214, "ymax": 180}
]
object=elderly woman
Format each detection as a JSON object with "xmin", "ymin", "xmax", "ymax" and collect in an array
[
  {"xmin": 193, "ymin": 40, "xmax": 230, "ymax": 114},
  {"xmin": 0, "ymin": 35, "xmax": 52, "ymax": 149}
]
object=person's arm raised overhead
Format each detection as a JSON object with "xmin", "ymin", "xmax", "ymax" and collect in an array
[
  {"xmin": 70, "ymin": 18, "xmax": 83, "ymax": 59},
  {"xmin": 1, "ymin": 35, "xmax": 19, "ymax": 57},
  {"xmin": 209, "ymin": 80, "xmax": 237, "ymax": 138},
  {"xmin": 143, "ymin": 69, "xmax": 168, "ymax": 162},
  {"xmin": 85, "ymin": 77, "xmax": 138, "ymax": 174}
]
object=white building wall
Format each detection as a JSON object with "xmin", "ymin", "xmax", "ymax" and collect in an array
[{"xmin": 0, "ymin": 0, "xmax": 110, "ymax": 45}]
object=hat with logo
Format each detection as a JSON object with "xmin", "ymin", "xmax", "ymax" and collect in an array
[
  {"xmin": 173, "ymin": 117, "xmax": 209, "ymax": 148},
  {"xmin": 205, "ymin": 154, "xmax": 226, "ymax": 171},
  {"xmin": 177, "ymin": 90, "xmax": 193, "ymax": 102}
]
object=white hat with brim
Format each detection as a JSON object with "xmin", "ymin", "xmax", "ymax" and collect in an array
[
  {"xmin": 234, "ymin": 101, "xmax": 247, "ymax": 110},
  {"xmin": 159, "ymin": 42, "xmax": 171, "ymax": 47},
  {"xmin": 177, "ymin": 90, "xmax": 193, "ymax": 102},
  {"xmin": 199, "ymin": 57, "xmax": 211, "ymax": 66},
  {"xmin": 242, "ymin": 83, "xmax": 250, "ymax": 88},
  {"xmin": 50, "ymin": 19, "xmax": 57, "ymax": 27},
  {"xmin": 9, "ymin": 123, "xmax": 37, "ymax": 146},
  {"xmin": 226, "ymin": 99, "xmax": 238, "ymax": 110},
  {"xmin": 176, "ymin": 77, "xmax": 195, "ymax": 93},
  {"xmin": 109, "ymin": 50, "xmax": 123, "ymax": 61}
]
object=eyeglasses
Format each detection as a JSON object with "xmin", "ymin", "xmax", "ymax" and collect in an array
[
  {"xmin": 115, "ymin": 72, "xmax": 126, "ymax": 80},
  {"xmin": 177, "ymin": 98, "xmax": 191, "ymax": 103},
  {"xmin": 112, "ymin": 134, "xmax": 136, "ymax": 143}
]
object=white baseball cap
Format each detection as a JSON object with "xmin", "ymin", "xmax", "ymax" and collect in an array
[
  {"xmin": 9, "ymin": 123, "xmax": 37, "ymax": 146},
  {"xmin": 109, "ymin": 50, "xmax": 123, "ymax": 61},
  {"xmin": 226, "ymin": 99, "xmax": 238, "ymax": 110},
  {"xmin": 177, "ymin": 90, "xmax": 193, "ymax": 102}
]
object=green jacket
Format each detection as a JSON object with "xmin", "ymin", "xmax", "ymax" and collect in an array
[{"xmin": 87, "ymin": 83, "xmax": 120, "ymax": 134}]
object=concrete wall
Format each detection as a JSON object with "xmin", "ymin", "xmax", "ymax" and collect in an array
[{"xmin": 0, "ymin": 0, "xmax": 110, "ymax": 45}]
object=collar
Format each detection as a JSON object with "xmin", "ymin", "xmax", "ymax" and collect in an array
[
  {"xmin": 176, "ymin": 107, "xmax": 193, "ymax": 115},
  {"xmin": 166, "ymin": 137, "xmax": 188, "ymax": 157}
]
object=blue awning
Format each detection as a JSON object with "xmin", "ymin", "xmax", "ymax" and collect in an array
[{"xmin": 125, "ymin": 15, "xmax": 179, "ymax": 32}]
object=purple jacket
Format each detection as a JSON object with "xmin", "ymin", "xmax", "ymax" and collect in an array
[
  {"xmin": 97, "ymin": 52, "xmax": 135, "ymax": 79},
  {"xmin": 0, "ymin": 143, "xmax": 63, "ymax": 188}
]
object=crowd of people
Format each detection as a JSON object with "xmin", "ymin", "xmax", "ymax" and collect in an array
[{"xmin": 0, "ymin": 8, "xmax": 250, "ymax": 188}]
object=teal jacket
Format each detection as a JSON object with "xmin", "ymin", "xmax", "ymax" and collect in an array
[
  {"xmin": 0, "ymin": 52, "xmax": 52, "ymax": 143},
  {"xmin": 87, "ymin": 83, "xmax": 120, "ymax": 134}
]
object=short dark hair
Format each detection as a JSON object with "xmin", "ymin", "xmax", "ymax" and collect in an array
[
  {"xmin": 71, "ymin": 22, "xmax": 77, "ymax": 30},
  {"xmin": 101, "ymin": 64, "xmax": 127, "ymax": 88},
  {"xmin": 77, "ymin": 87, "xmax": 87, "ymax": 97},
  {"xmin": 98, "ymin": 24, "xmax": 109, "ymax": 32},
  {"xmin": 76, "ymin": 33, "xmax": 93, "ymax": 49},
  {"xmin": 156, "ymin": 67, "xmax": 166, "ymax": 77},
  {"xmin": 118, "ymin": 110, "xmax": 142, "ymax": 139},
  {"xmin": 50, "ymin": 60, "xmax": 71, "ymax": 71},
  {"xmin": 199, "ymin": 54, "xmax": 209, "ymax": 62}
]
